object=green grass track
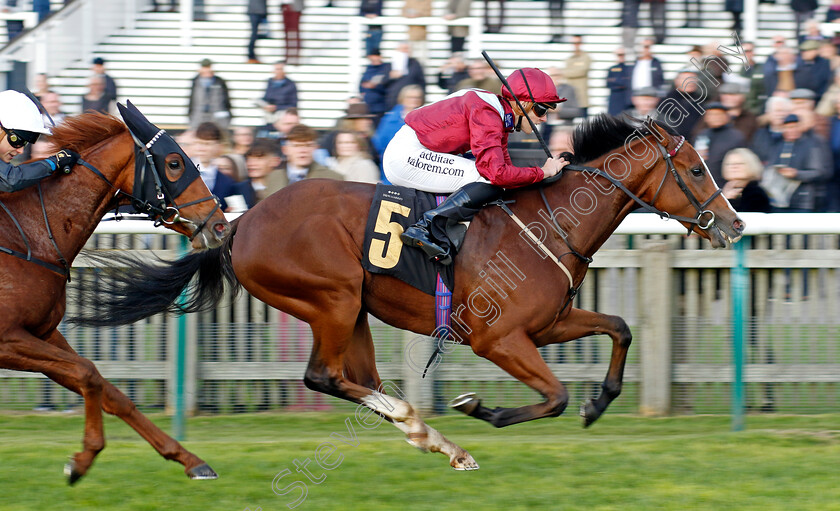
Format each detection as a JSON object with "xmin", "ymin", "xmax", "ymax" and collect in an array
[{"xmin": 0, "ymin": 413, "xmax": 838, "ymax": 511}]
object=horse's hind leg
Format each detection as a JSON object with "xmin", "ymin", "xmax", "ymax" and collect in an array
[
  {"xmin": 453, "ymin": 329, "xmax": 569, "ymax": 428},
  {"xmin": 534, "ymin": 307, "xmax": 632, "ymax": 428},
  {"xmin": 306, "ymin": 313, "xmax": 478, "ymax": 470},
  {"xmin": 42, "ymin": 330, "xmax": 216, "ymax": 479},
  {"xmin": 0, "ymin": 329, "xmax": 106, "ymax": 484}
]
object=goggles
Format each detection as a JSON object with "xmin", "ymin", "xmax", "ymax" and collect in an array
[
  {"xmin": 0, "ymin": 123, "xmax": 37, "ymax": 149},
  {"xmin": 532, "ymin": 103, "xmax": 555, "ymax": 117}
]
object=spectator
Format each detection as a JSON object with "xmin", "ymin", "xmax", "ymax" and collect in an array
[
  {"xmin": 726, "ymin": 0, "xmax": 743, "ymax": 31},
  {"xmin": 260, "ymin": 61, "xmax": 298, "ymax": 116},
  {"xmin": 818, "ymin": 67, "xmax": 840, "ymax": 119},
  {"xmin": 255, "ymin": 107, "xmax": 300, "ymax": 145},
  {"xmin": 606, "ymin": 47, "xmax": 633, "ymax": 116},
  {"xmin": 265, "ymin": 124, "xmax": 342, "ymax": 194},
  {"xmin": 546, "ymin": 0, "xmax": 565, "ymax": 44},
  {"xmin": 281, "ymin": 0, "xmax": 303, "ymax": 66},
  {"xmin": 360, "ymin": 49, "xmax": 391, "ymax": 120},
  {"xmin": 385, "ymin": 42, "xmax": 426, "ymax": 110},
  {"xmin": 762, "ymin": 35, "xmax": 788, "ymax": 81},
  {"xmin": 794, "ymin": 40, "xmax": 831, "ymax": 102},
  {"xmin": 176, "ymin": 129, "xmax": 197, "ymax": 157},
  {"xmin": 91, "ymin": 57, "xmax": 117, "ymax": 104},
  {"xmin": 645, "ymin": 0, "xmax": 666, "ymax": 44},
  {"xmin": 682, "ymin": 0, "xmax": 702, "ymax": 28},
  {"xmin": 372, "ymin": 85, "xmax": 425, "ymax": 168},
  {"xmin": 483, "ymin": 0, "xmax": 504, "ymax": 33},
  {"xmin": 762, "ymin": 113, "xmax": 831, "ymax": 211},
  {"xmin": 214, "ymin": 153, "xmax": 248, "ymax": 182},
  {"xmin": 360, "ymin": 0, "xmax": 383, "ymax": 56},
  {"xmin": 33, "ymin": 73, "xmax": 50, "ymax": 100},
  {"xmin": 619, "ymin": 0, "xmax": 641, "ymax": 52},
  {"xmin": 828, "ymin": 0, "xmax": 840, "ymax": 23},
  {"xmin": 719, "ymin": 82, "xmax": 758, "ymax": 143},
  {"xmin": 320, "ymin": 103, "xmax": 379, "ymax": 164},
  {"xmin": 245, "ymin": 138, "xmax": 282, "ymax": 202},
  {"xmin": 720, "ymin": 148, "xmax": 772, "ymax": 212},
  {"xmin": 693, "ymin": 102, "xmax": 746, "ymax": 186},
  {"xmin": 403, "ymin": 0, "xmax": 431, "ymax": 64},
  {"xmin": 791, "ymin": 0, "xmax": 818, "ymax": 39},
  {"xmin": 437, "ymin": 53, "xmax": 469, "ymax": 94},
  {"xmin": 331, "ymin": 131, "xmax": 380, "ymax": 184},
  {"xmin": 81, "ymin": 75, "xmax": 114, "ymax": 115},
  {"xmin": 631, "ymin": 38, "xmax": 665, "ymax": 94},
  {"xmin": 564, "ymin": 35, "xmax": 591, "ymax": 117},
  {"xmin": 192, "ymin": 122, "xmax": 254, "ymax": 211},
  {"xmin": 548, "ymin": 126, "xmax": 574, "ymax": 156},
  {"xmin": 628, "ymin": 86, "xmax": 660, "ymax": 118},
  {"xmin": 444, "ymin": 0, "xmax": 472, "ymax": 53},
  {"xmin": 827, "ymin": 95, "xmax": 840, "ymax": 211},
  {"xmin": 790, "ymin": 88, "xmax": 827, "ymax": 138},
  {"xmin": 661, "ymin": 70, "xmax": 705, "ymax": 139},
  {"xmin": 40, "ymin": 91, "xmax": 65, "ymax": 125},
  {"xmin": 454, "ymin": 59, "xmax": 502, "ymax": 94},
  {"xmin": 764, "ymin": 46, "xmax": 797, "ymax": 96},
  {"xmin": 247, "ymin": 0, "xmax": 268, "ymax": 64},
  {"xmin": 738, "ymin": 41, "xmax": 767, "ymax": 115},
  {"xmin": 547, "ymin": 67, "xmax": 581, "ymax": 122},
  {"xmin": 232, "ymin": 126, "xmax": 255, "ymax": 156},
  {"xmin": 188, "ymin": 58, "xmax": 232, "ymax": 129},
  {"xmin": 819, "ymin": 40, "xmax": 840, "ymax": 71},
  {"xmin": 151, "ymin": 0, "xmax": 177, "ymax": 12},
  {"xmin": 33, "ymin": 0, "xmax": 49, "ymax": 22},
  {"xmin": 4, "ymin": 1, "xmax": 25, "ymax": 42},
  {"xmin": 752, "ymin": 96, "xmax": 792, "ymax": 164}
]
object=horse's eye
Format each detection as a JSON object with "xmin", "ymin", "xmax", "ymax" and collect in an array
[
  {"xmin": 168, "ymin": 160, "xmax": 181, "ymax": 170},
  {"xmin": 690, "ymin": 167, "xmax": 703, "ymax": 177}
]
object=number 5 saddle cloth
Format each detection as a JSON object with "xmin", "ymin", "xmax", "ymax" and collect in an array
[{"xmin": 362, "ymin": 184, "xmax": 457, "ymax": 295}]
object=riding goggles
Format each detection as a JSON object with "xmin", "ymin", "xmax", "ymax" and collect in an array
[
  {"xmin": 532, "ymin": 102, "xmax": 556, "ymax": 117},
  {"xmin": 0, "ymin": 123, "xmax": 38, "ymax": 148}
]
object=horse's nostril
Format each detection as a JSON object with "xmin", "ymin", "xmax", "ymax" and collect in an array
[
  {"xmin": 213, "ymin": 222, "xmax": 228, "ymax": 237},
  {"xmin": 733, "ymin": 219, "xmax": 745, "ymax": 233}
]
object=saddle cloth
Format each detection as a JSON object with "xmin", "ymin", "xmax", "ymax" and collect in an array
[{"xmin": 362, "ymin": 184, "xmax": 457, "ymax": 295}]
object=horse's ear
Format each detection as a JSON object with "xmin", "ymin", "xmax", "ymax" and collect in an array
[
  {"xmin": 118, "ymin": 100, "xmax": 160, "ymax": 144},
  {"xmin": 644, "ymin": 116, "xmax": 668, "ymax": 144}
]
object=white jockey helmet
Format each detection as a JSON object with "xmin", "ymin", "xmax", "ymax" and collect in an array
[{"xmin": 0, "ymin": 90, "xmax": 52, "ymax": 145}]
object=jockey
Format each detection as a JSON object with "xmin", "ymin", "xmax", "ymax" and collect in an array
[
  {"xmin": 383, "ymin": 67, "xmax": 569, "ymax": 265},
  {"xmin": 0, "ymin": 90, "xmax": 79, "ymax": 192}
]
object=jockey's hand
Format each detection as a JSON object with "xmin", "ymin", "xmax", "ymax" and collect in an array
[
  {"xmin": 542, "ymin": 156, "xmax": 569, "ymax": 180},
  {"xmin": 51, "ymin": 149, "xmax": 81, "ymax": 174}
]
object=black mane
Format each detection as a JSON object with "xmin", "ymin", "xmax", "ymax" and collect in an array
[{"xmin": 570, "ymin": 114, "xmax": 676, "ymax": 165}]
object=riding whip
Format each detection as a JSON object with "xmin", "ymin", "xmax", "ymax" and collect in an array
[{"xmin": 481, "ymin": 50, "xmax": 554, "ymax": 159}]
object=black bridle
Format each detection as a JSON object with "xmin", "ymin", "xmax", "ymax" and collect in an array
[
  {"xmin": 540, "ymin": 134, "xmax": 723, "ymax": 258},
  {"xmin": 0, "ymin": 129, "xmax": 220, "ymax": 280}
]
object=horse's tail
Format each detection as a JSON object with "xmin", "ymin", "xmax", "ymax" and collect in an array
[{"xmin": 69, "ymin": 221, "xmax": 241, "ymax": 327}]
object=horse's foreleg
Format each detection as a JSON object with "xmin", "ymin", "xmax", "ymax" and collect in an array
[
  {"xmin": 305, "ymin": 315, "xmax": 478, "ymax": 470},
  {"xmin": 534, "ymin": 307, "xmax": 632, "ymax": 427},
  {"xmin": 454, "ymin": 329, "xmax": 569, "ymax": 428},
  {"xmin": 0, "ymin": 329, "xmax": 106, "ymax": 484},
  {"xmin": 42, "ymin": 330, "xmax": 216, "ymax": 480}
]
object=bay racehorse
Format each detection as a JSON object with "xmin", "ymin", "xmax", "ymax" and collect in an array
[
  {"xmin": 0, "ymin": 102, "xmax": 229, "ymax": 484},
  {"xmin": 74, "ymin": 116, "xmax": 744, "ymax": 470}
]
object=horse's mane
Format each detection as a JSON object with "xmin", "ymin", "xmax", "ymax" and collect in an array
[
  {"xmin": 48, "ymin": 112, "xmax": 127, "ymax": 153},
  {"xmin": 570, "ymin": 114, "xmax": 677, "ymax": 165}
]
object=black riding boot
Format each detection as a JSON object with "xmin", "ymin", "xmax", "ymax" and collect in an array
[{"xmin": 400, "ymin": 182, "xmax": 504, "ymax": 265}]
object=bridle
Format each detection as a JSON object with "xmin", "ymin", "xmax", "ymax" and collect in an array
[
  {"xmin": 498, "ymin": 132, "xmax": 724, "ymax": 313},
  {"xmin": 541, "ymin": 134, "xmax": 723, "ymax": 246},
  {"xmin": 90, "ymin": 127, "xmax": 221, "ymax": 241},
  {"xmin": 0, "ymin": 128, "xmax": 220, "ymax": 280}
]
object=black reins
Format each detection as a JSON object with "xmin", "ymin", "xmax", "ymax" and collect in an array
[{"xmin": 0, "ymin": 130, "xmax": 219, "ymax": 280}]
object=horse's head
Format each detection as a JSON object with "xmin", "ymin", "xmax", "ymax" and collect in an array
[
  {"xmin": 118, "ymin": 101, "xmax": 230, "ymax": 249},
  {"xmin": 643, "ymin": 119, "xmax": 745, "ymax": 248}
]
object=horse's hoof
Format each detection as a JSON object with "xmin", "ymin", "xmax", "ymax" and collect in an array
[
  {"xmin": 187, "ymin": 463, "xmax": 219, "ymax": 480},
  {"xmin": 64, "ymin": 460, "xmax": 83, "ymax": 486},
  {"xmin": 450, "ymin": 452, "xmax": 480, "ymax": 471},
  {"xmin": 449, "ymin": 393, "xmax": 480, "ymax": 416},
  {"xmin": 580, "ymin": 399, "xmax": 600, "ymax": 428}
]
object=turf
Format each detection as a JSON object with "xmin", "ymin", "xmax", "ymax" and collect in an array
[{"xmin": 0, "ymin": 412, "xmax": 838, "ymax": 511}]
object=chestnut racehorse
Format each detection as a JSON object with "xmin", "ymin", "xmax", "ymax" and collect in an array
[
  {"xmin": 75, "ymin": 116, "xmax": 744, "ymax": 470},
  {"xmin": 0, "ymin": 105, "xmax": 229, "ymax": 484}
]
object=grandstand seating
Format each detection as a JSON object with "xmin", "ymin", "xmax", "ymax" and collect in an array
[{"xmin": 12, "ymin": 0, "xmax": 815, "ymax": 129}]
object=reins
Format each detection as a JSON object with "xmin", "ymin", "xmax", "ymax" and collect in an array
[
  {"xmin": 0, "ymin": 129, "xmax": 219, "ymax": 280},
  {"xmin": 496, "ymin": 134, "xmax": 722, "ymax": 311}
]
